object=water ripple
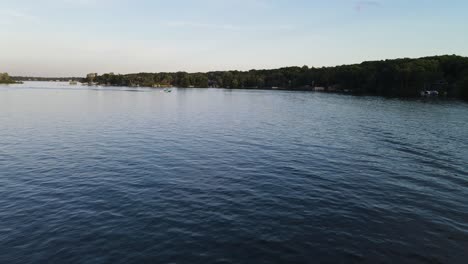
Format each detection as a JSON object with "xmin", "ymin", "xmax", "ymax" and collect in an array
[{"xmin": 1, "ymin": 83, "xmax": 468, "ymax": 263}]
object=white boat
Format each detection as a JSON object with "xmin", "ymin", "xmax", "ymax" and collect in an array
[{"xmin": 421, "ymin": 90, "xmax": 439, "ymax": 97}]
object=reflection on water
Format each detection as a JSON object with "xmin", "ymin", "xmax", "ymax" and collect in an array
[{"xmin": 1, "ymin": 82, "xmax": 467, "ymax": 263}]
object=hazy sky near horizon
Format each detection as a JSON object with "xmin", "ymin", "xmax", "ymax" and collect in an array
[{"xmin": 1, "ymin": 0, "xmax": 467, "ymax": 77}]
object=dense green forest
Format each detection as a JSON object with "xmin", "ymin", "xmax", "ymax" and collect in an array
[
  {"xmin": 0, "ymin": 73, "xmax": 18, "ymax": 84},
  {"xmin": 83, "ymin": 55, "xmax": 468, "ymax": 99},
  {"xmin": 84, "ymin": 55, "xmax": 468, "ymax": 100}
]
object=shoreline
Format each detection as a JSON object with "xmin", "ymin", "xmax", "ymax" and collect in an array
[
  {"xmin": 0, "ymin": 81, "xmax": 23, "ymax": 84},
  {"xmin": 11, "ymin": 80, "xmax": 465, "ymax": 101},
  {"xmin": 10, "ymin": 55, "xmax": 468, "ymax": 100}
]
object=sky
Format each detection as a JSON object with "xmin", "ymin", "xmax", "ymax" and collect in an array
[{"xmin": 1, "ymin": 0, "xmax": 467, "ymax": 77}]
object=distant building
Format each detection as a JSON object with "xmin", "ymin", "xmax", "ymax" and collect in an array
[
  {"xmin": 152, "ymin": 83, "xmax": 173, "ymax": 88},
  {"xmin": 86, "ymin": 73, "xmax": 97, "ymax": 79},
  {"xmin": 327, "ymin": 85, "xmax": 340, "ymax": 92},
  {"xmin": 313, "ymin": 86, "xmax": 325, "ymax": 92}
]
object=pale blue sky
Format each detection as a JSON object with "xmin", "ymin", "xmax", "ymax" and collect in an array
[{"xmin": 1, "ymin": 0, "xmax": 467, "ymax": 76}]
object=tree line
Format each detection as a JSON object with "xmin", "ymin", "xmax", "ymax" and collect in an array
[
  {"xmin": 0, "ymin": 73, "xmax": 18, "ymax": 84},
  {"xmin": 7, "ymin": 55, "xmax": 466, "ymax": 99},
  {"xmin": 84, "ymin": 55, "xmax": 468, "ymax": 100}
]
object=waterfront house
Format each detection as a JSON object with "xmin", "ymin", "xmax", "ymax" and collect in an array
[{"xmin": 313, "ymin": 87, "xmax": 326, "ymax": 92}]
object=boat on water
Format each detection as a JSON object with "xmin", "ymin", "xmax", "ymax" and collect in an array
[
  {"xmin": 69, "ymin": 80, "xmax": 78, "ymax": 85},
  {"xmin": 164, "ymin": 88, "xmax": 172, "ymax": 93},
  {"xmin": 420, "ymin": 90, "xmax": 439, "ymax": 97}
]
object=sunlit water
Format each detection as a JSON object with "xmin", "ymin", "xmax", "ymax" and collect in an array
[{"xmin": 1, "ymin": 82, "xmax": 467, "ymax": 263}]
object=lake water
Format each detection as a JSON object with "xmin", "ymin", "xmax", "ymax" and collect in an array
[{"xmin": 1, "ymin": 82, "xmax": 467, "ymax": 263}]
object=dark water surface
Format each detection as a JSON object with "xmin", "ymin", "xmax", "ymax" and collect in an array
[{"xmin": 1, "ymin": 82, "xmax": 467, "ymax": 263}]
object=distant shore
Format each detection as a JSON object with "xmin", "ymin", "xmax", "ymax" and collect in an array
[
  {"xmin": 8, "ymin": 55, "xmax": 468, "ymax": 100},
  {"xmin": 0, "ymin": 72, "xmax": 22, "ymax": 84},
  {"xmin": 8, "ymin": 80, "xmax": 463, "ymax": 101},
  {"xmin": 83, "ymin": 55, "xmax": 468, "ymax": 100}
]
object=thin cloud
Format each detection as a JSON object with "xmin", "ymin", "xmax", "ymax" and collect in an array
[
  {"xmin": 60, "ymin": 0, "xmax": 99, "ymax": 4},
  {"xmin": 0, "ymin": 9, "xmax": 37, "ymax": 25},
  {"xmin": 45, "ymin": 0, "xmax": 105, "ymax": 8},
  {"xmin": 165, "ymin": 21, "xmax": 243, "ymax": 31},
  {"xmin": 355, "ymin": 1, "xmax": 381, "ymax": 12},
  {"xmin": 164, "ymin": 21, "xmax": 294, "ymax": 32},
  {"xmin": 0, "ymin": 9, "xmax": 36, "ymax": 20}
]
